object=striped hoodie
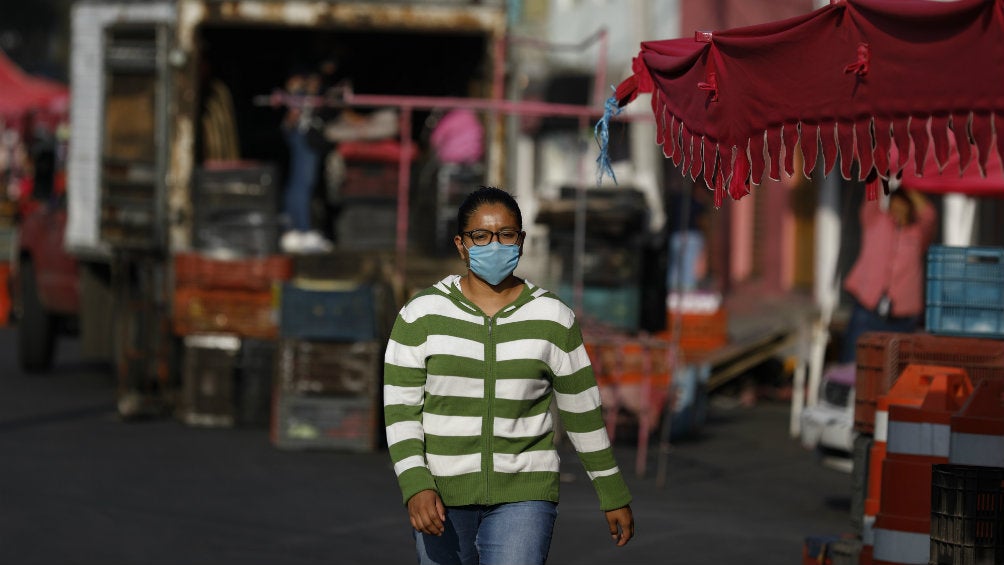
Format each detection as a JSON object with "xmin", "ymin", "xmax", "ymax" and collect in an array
[{"xmin": 383, "ymin": 275, "xmax": 632, "ymax": 511}]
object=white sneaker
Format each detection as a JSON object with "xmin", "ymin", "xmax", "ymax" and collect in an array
[
  {"xmin": 280, "ymin": 230, "xmax": 304, "ymax": 253},
  {"xmin": 299, "ymin": 230, "xmax": 334, "ymax": 253}
]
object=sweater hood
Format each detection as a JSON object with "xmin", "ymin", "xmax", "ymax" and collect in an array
[{"xmin": 433, "ymin": 274, "xmax": 541, "ymax": 318}]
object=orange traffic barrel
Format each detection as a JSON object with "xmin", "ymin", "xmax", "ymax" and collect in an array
[
  {"xmin": 861, "ymin": 365, "xmax": 971, "ymax": 564},
  {"xmin": 872, "ymin": 367, "xmax": 974, "ymax": 565},
  {"xmin": 949, "ymin": 378, "xmax": 1004, "ymax": 466}
]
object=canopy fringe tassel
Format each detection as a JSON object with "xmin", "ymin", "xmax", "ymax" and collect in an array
[{"xmin": 645, "ymin": 90, "xmax": 1003, "ymax": 204}]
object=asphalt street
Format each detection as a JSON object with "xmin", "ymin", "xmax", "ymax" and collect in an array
[{"xmin": 0, "ymin": 327, "xmax": 851, "ymax": 564}]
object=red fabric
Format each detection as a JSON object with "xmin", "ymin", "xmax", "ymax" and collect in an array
[
  {"xmin": 892, "ymin": 133, "xmax": 1004, "ymax": 196},
  {"xmin": 616, "ymin": 0, "xmax": 1004, "ymax": 200},
  {"xmin": 843, "ymin": 198, "xmax": 937, "ymax": 317},
  {"xmin": 337, "ymin": 140, "xmax": 417, "ymax": 163},
  {"xmin": 0, "ymin": 50, "xmax": 68, "ymax": 127},
  {"xmin": 430, "ymin": 109, "xmax": 484, "ymax": 164}
]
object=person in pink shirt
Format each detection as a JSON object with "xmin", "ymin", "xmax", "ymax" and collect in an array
[{"xmin": 840, "ymin": 188, "xmax": 937, "ymax": 363}]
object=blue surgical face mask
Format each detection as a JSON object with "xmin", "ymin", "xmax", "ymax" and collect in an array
[{"xmin": 466, "ymin": 242, "xmax": 521, "ymax": 286}]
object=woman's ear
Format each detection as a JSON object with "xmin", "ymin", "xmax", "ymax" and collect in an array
[{"xmin": 454, "ymin": 235, "xmax": 466, "ymax": 261}]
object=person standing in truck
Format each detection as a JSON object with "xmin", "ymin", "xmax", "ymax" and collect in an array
[
  {"xmin": 383, "ymin": 186, "xmax": 634, "ymax": 565},
  {"xmin": 278, "ymin": 65, "xmax": 334, "ymax": 254},
  {"xmin": 840, "ymin": 187, "xmax": 937, "ymax": 363}
]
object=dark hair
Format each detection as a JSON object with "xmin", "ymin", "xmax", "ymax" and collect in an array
[
  {"xmin": 889, "ymin": 189, "xmax": 916, "ymax": 223},
  {"xmin": 457, "ymin": 186, "xmax": 522, "ymax": 234}
]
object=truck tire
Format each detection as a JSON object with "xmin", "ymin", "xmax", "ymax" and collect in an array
[{"xmin": 18, "ymin": 259, "xmax": 56, "ymax": 373}]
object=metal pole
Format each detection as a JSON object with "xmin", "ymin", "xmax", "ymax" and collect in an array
[
  {"xmin": 395, "ymin": 106, "xmax": 413, "ymax": 295},
  {"xmin": 592, "ymin": 28, "xmax": 608, "ymax": 107},
  {"xmin": 574, "ymin": 116, "xmax": 588, "ymax": 314}
]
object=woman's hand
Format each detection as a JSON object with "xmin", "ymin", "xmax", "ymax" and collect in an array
[
  {"xmin": 605, "ymin": 505, "xmax": 635, "ymax": 547},
  {"xmin": 407, "ymin": 489, "xmax": 446, "ymax": 536}
]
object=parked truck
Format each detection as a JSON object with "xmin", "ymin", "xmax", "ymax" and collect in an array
[{"xmin": 16, "ymin": 0, "xmax": 509, "ymax": 416}]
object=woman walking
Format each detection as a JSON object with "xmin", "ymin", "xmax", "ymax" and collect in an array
[{"xmin": 383, "ymin": 186, "xmax": 634, "ymax": 564}]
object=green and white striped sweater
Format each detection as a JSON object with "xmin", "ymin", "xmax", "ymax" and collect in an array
[{"xmin": 383, "ymin": 275, "xmax": 632, "ymax": 511}]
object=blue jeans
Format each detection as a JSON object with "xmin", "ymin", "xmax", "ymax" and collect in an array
[
  {"xmin": 283, "ymin": 128, "xmax": 319, "ymax": 232},
  {"xmin": 839, "ymin": 298, "xmax": 921, "ymax": 363},
  {"xmin": 668, "ymin": 230, "xmax": 705, "ymax": 291},
  {"xmin": 414, "ymin": 501, "xmax": 558, "ymax": 565}
]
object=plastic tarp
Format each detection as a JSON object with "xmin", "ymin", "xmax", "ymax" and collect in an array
[{"xmin": 614, "ymin": 0, "xmax": 1004, "ymax": 206}]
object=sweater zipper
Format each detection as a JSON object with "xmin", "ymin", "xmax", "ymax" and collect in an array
[{"xmin": 483, "ymin": 316, "xmax": 496, "ymax": 503}]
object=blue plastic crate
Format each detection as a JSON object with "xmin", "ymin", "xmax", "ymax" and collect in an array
[
  {"xmin": 280, "ymin": 282, "xmax": 377, "ymax": 341},
  {"xmin": 925, "ymin": 245, "xmax": 1004, "ymax": 338}
]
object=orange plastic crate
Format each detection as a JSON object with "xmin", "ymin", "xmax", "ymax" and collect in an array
[
  {"xmin": 172, "ymin": 287, "xmax": 278, "ymax": 339},
  {"xmin": 174, "ymin": 253, "xmax": 292, "ymax": 292},
  {"xmin": 658, "ymin": 308, "xmax": 728, "ymax": 353},
  {"xmin": 855, "ymin": 332, "xmax": 1004, "ymax": 435}
]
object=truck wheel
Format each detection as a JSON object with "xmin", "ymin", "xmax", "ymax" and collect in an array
[{"xmin": 18, "ymin": 259, "xmax": 56, "ymax": 373}]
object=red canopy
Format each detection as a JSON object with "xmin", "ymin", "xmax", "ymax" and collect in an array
[
  {"xmin": 0, "ymin": 49, "xmax": 68, "ymax": 129},
  {"xmin": 614, "ymin": 0, "xmax": 1004, "ymax": 206},
  {"xmin": 893, "ymin": 135, "xmax": 1004, "ymax": 196}
]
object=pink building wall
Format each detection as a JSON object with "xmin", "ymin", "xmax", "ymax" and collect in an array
[{"xmin": 681, "ymin": 0, "xmax": 814, "ymax": 293}]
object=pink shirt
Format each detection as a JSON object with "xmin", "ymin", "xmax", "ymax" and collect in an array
[{"xmin": 843, "ymin": 198, "xmax": 937, "ymax": 317}]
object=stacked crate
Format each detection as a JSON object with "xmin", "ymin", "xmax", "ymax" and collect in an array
[
  {"xmin": 271, "ymin": 251, "xmax": 396, "ymax": 451},
  {"xmin": 658, "ymin": 291, "xmax": 728, "ymax": 356},
  {"xmin": 332, "ymin": 141, "xmax": 415, "ymax": 251},
  {"xmin": 849, "ymin": 332, "xmax": 1004, "ymax": 565},
  {"xmin": 192, "ymin": 162, "xmax": 280, "ymax": 257},
  {"xmin": 172, "ymin": 252, "xmax": 291, "ymax": 427}
]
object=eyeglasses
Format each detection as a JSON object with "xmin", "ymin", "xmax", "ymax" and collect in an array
[{"xmin": 462, "ymin": 229, "xmax": 523, "ymax": 246}]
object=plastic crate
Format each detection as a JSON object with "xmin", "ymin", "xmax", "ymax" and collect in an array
[
  {"xmin": 277, "ymin": 339, "xmax": 382, "ymax": 396},
  {"xmin": 279, "ymin": 282, "xmax": 379, "ymax": 341},
  {"xmin": 236, "ymin": 338, "xmax": 277, "ymax": 428},
  {"xmin": 854, "ymin": 332, "xmax": 1004, "ymax": 435},
  {"xmin": 271, "ymin": 392, "xmax": 378, "ymax": 452},
  {"xmin": 334, "ymin": 200, "xmax": 398, "ymax": 251},
  {"xmin": 174, "ymin": 253, "xmax": 292, "ymax": 292},
  {"xmin": 855, "ymin": 332, "xmax": 909, "ymax": 435},
  {"xmin": 193, "ymin": 162, "xmax": 278, "ymax": 216},
  {"xmin": 172, "ymin": 287, "xmax": 278, "ymax": 339},
  {"xmin": 339, "ymin": 161, "xmax": 400, "ymax": 199},
  {"xmin": 926, "ymin": 245, "xmax": 1004, "ymax": 338},
  {"xmin": 658, "ymin": 309, "xmax": 729, "ymax": 354},
  {"xmin": 291, "ymin": 249, "xmax": 389, "ymax": 282},
  {"xmin": 178, "ymin": 334, "xmax": 239, "ymax": 427},
  {"xmin": 930, "ymin": 464, "xmax": 1004, "ymax": 565},
  {"xmin": 194, "ymin": 210, "xmax": 280, "ymax": 258}
]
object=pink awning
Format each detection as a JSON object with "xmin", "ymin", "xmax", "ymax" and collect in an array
[
  {"xmin": 614, "ymin": 0, "xmax": 1004, "ymax": 206},
  {"xmin": 0, "ymin": 49, "xmax": 69, "ymax": 127}
]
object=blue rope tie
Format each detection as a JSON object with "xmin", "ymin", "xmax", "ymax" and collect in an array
[{"xmin": 594, "ymin": 91, "xmax": 621, "ymax": 186}]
